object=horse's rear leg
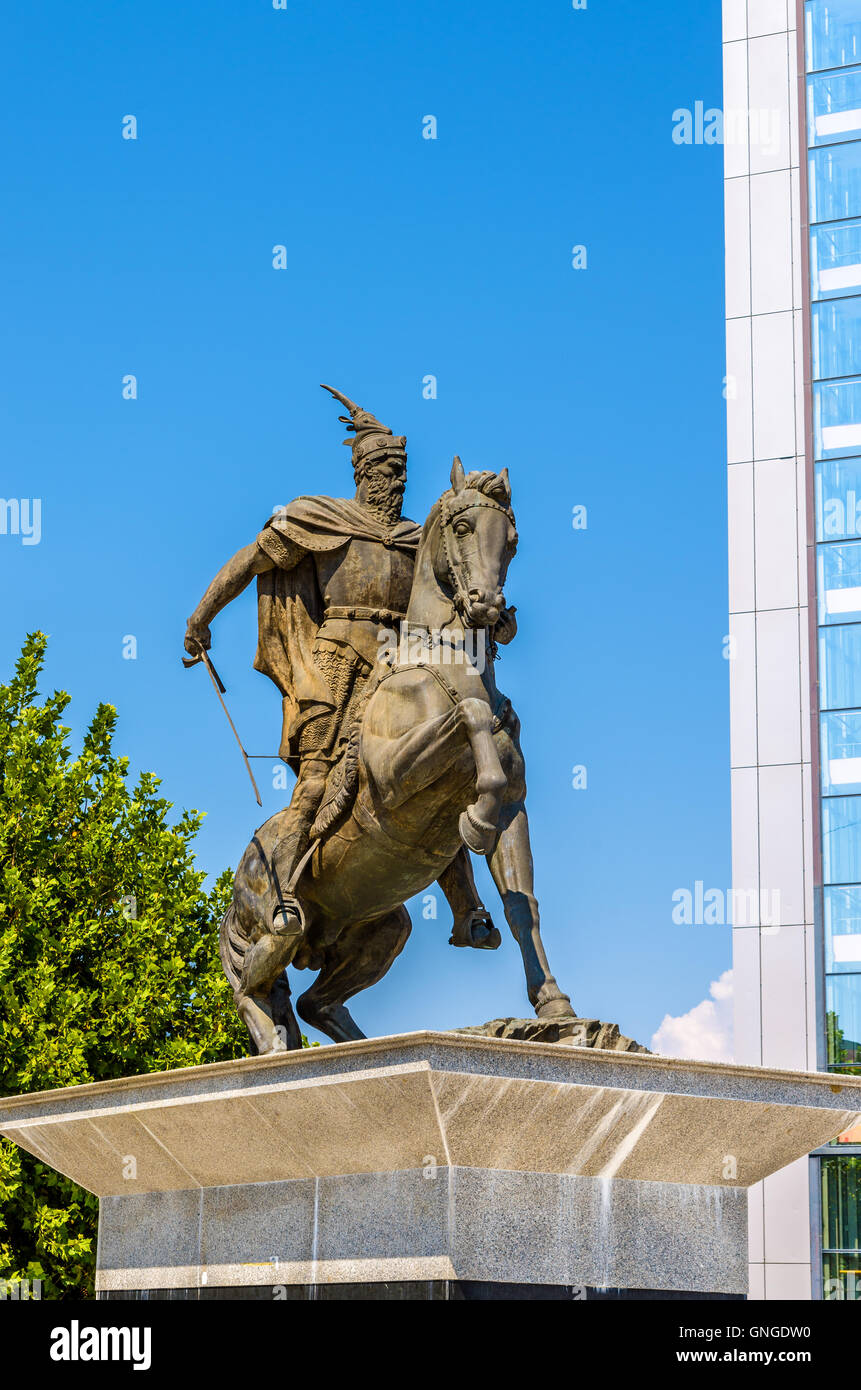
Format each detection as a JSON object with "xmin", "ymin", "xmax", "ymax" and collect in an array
[
  {"xmin": 438, "ymin": 846, "xmax": 501, "ymax": 949},
  {"xmin": 236, "ymin": 917, "xmax": 305, "ymax": 1055},
  {"xmin": 296, "ymin": 906, "xmax": 412, "ymax": 1043},
  {"xmin": 489, "ymin": 800, "xmax": 575, "ymax": 1020}
]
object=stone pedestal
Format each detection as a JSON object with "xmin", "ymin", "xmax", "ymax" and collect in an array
[{"xmin": 1, "ymin": 1032, "xmax": 859, "ymax": 1300}]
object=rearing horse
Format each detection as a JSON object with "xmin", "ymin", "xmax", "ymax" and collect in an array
[{"xmin": 222, "ymin": 459, "xmax": 575, "ymax": 1053}]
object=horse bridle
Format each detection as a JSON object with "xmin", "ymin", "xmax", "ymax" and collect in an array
[{"xmin": 438, "ymin": 491, "xmax": 518, "ymax": 624}]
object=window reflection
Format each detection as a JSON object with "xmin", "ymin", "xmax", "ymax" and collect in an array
[
  {"xmin": 813, "ymin": 297, "xmax": 861, "ymax": 379},
  {"xmin": 821, "ymin": 1157, "xmax": 861, "ymax": 1301},
  {"xmin": 825, "ymin": 887, "xmax": 861, "ymax": 972},
  {"xmin": 820, "ymin": 623, "xmax": 861, "ymax": 706},
  {"xmin": 816, "ymin": 458, "xmax": 861, "ymax": 540},
  {"xmin": 808, "ymin": 69, "xmax": 861, "ymax": 146},
  {"xmin": 815, "ymin": 380, "xmax": 861, "ymax": 458},
  {"xmin": 822, "ymin": 711, "xmax": 861, "ymax": 793},
  {"xmin": 822, "ymin": 1252, "xmax": 861, "ymax": 1297},
  {"xmin": 812, "ymin": 222, "xmax": 861, "ymax": 300},
  {"xmin": 822, "ymin": 795, "xmax": 861, "ymax": 883},
  {"xmin": 827, "ymin": 975, "xmax": 861, "ymax": 1067},
  {"xmin": 810, "ymin": 142, "xmax": 861, "ymax": 222},
  {"xmin": 818, "ymin": 540, "xmax": 861, "ymax": 622},
  {"xmin": 807, "ymin": 1, "xmax": 861, "ymax": 73}
]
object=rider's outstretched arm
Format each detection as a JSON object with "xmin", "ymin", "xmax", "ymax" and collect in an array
[{"xmin": 185, "ymin": 542, "xmax": 275, "ymax": 653}]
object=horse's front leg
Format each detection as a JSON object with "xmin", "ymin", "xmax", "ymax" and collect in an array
[
  {"xmin": 457, "ymin": 697, "xmax": 508, "ymax": 854},
  {"xmin": 437, "ymin": 846, "xmax": 501, "ymax": 950},
  {"xmin": 368, "ymin": 692, "xmax": 505, "ymax": 853},
  {"xmin": 488, "ymin": 799, "xmax": 575, "ymax": 1020}
]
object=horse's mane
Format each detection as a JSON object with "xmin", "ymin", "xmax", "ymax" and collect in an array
[
  {"xmin": 460, "ymin": 470, "xmax": 512, "ymax": 506},
  {"xmin": 422, "ymin": 470, "xmax": 514, "ymax": 538}
]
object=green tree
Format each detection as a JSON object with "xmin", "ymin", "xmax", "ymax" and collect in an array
[{"xmin": 0, "ymin": 633, "xmax": 248, "ymax": 1298}]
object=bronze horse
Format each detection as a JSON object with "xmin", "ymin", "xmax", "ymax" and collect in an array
[{"xmin": 221, "ymin": 460, "xmax": 574, "ymax": 1052}]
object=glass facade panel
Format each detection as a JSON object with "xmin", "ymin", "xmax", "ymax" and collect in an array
[
  {"xmin": 820, "ymin": 624, "xmax": 861, "ymax": 707},
  {"xmin": 813, "ymin": 296, "xmax": 861, "ymax": 379},
  {"xmin": 818, "ymin": 539, "xmax": 861, "ymax": 622},
  {"xmin": 825, "ymin": 886, "xmax": 861, "ymax": 972},
  {"xmin": 826, "ymin": 974, "xmax": 861, "ymax": 1068},
  {"xmin": 811, "ymin": 221, "xmax": 861, "ymax": 299},
  {"xmin": 812, "ymin": 218, "xmax": 861, "ymax": 297},
  {"xmin": 822, "ymin": 795, "xmax": 861, "ymax": 883},
  {"xmin": 808, "ymin": 68, "xmax": 861, "ymax": 146},
  {"xmin": 822, "ymin": 1156, "xmax": 861, "ymax": 1250},
  {"xmin": 822, "ymin": 1157, "xmax": 861, "ymax": 1300},
  {"xmin": 807, "ymin": 1, "xmax": 861, "ymax": 73},
  {"xmin": 822, "ymin": 711, "xmax": 861, "ymax": 793},
  {"xmin": 816, "ymin": 457, "xmax": 861, "ymax": 539},
  {"xmin": 815, "ymin": 379, "xmax": 861, "ymax": 457},
  {"xmin": 822, "ymin": 1252, "xmax": 861, "ymax": 1297},
  {"xmin": 810, "ymin": 141, "xmax": 861, "ymax": 222}
]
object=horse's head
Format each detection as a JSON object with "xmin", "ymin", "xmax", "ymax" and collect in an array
[{"xmin": 433, "ymin": 456, "xmax": 518, "ymax": 629}]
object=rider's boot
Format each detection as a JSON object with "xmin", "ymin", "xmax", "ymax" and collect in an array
[
  {"xmin": 270, "ymin": 812, "xmax": 317, "ymax": 934},
  {"xmin": 269, "ymin": 760, "xmax": 329, "ymax": 931}
]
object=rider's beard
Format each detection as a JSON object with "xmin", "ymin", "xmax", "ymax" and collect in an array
[{"xmin": 362, "ymin": 465, "xmax": 404, "ymax": 525}]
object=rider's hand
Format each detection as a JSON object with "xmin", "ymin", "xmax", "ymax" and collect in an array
[
  {"xmin": 184, "ymin": 619, "xmax": 212, "ymax": 657},
  {"xmin": 495, "ymin": 605, "xmax": 517, "ymax": 645}
]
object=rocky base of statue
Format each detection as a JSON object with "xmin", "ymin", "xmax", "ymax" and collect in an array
[{"xmin": 453, "ymin": 1016, "xmax": 649, "ymax": 1052}]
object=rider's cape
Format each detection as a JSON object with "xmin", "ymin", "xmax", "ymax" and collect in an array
[{"xmin": 253, "ymin": 496, "xmax": 422, "ymax": 771}]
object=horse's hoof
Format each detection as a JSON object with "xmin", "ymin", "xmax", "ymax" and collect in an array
[
  {"xmin": 449, "ymin": 909, "xmax": 502, "ymax": 950},
  {"xmin": 535, "ymin": 993, "xmax": 576, "ymax": 1022},
  {"xmin": 459, "ymin": 808, "xmax": 496, "ymax": 855},
  {"xmin": 237, "ymin": 997, "xmax": 289, "ymax": 1057}
]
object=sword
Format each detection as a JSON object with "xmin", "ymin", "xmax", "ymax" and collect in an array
[{"xmin": 182, "ymin": 640, "xmax": 263, "ymax": 807}]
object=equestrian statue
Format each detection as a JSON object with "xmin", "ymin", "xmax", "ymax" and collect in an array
[{"xmin": 184, "ymin": 385, "xmax": 575, "ymax": 1054}]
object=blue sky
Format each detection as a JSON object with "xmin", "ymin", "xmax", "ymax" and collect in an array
[{"xmin": 0, "ymin": 0, "xmax": 730, "ymax": 1048}]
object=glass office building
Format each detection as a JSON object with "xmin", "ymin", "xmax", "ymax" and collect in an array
[
  {"xmin": 724, "ymin": 0, "xmax": 861, "ymax": 1299},
  {"xmin": 808, "ymin": 0, "xmax": 861, "ymax": 1303}
]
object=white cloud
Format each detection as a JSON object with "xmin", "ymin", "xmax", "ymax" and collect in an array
[{"xmin": 650, "ymin": 970, "xmax": 734, "ymax": 1063}]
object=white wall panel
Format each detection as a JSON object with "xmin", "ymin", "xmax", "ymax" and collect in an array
[
  {"xmin": 729, "ymin": 462, "xmax": 755, "ymax": 613},
  {"xmin": 756, "ymin": 607, "xmax": 802, "ymax": 766},
  {"xmin": 732, "ymin": 767, "xmax": 761, "ymax": 918},
  {"xmin": 725, "ymin": 175, "xmax": 752, "ymax": 320},
  {"xmin": 758, "ymin": 764, "xmax": 805, "ymax": 926},
  {"xmin": 752, "ymin": 310, "xmax": 796, "ymax": 460},
  {"xmin": 750, "ymin": 171, "xmax": 793, "ymax": 314},
  {"xmin": 730, "ymin": 612, "xmax": 758, "ymax": 768},
  {"xmin": 748, "ymin": 0, "xmax": 790, "ymax": 38},
  {"xmin": 727, "ymin": 317, "xmax": 754, "ymax": 463},
  {"xmin": 748, "ymin": 34, "xmax": 791, "ymax": 176},
  {"xmin": 754, "ymin": 456, "xmax": 800, "ymax": 611},
  {"xmin": 733, "ymin": 927, "xmax": 763, "ymax": 1063},
  {"xmin": 723, "ymin": 39, "xmax": 751, "ymax": 180},
  {"xmin": 761, "ymin": 924, "xmax": 809, "ymax": 1067},
  {"xmin": 763, "ymin": 1158, "xmax": 814, "ymax": 1264}
]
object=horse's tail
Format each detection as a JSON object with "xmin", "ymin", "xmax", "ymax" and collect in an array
[{"xmin": 219, "ymin": 904, "xmax": 246, "ymax": 993}]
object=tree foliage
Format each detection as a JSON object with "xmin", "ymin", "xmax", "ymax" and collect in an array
[{"xmin": 0, "ymin": 634, "xmax": 248, "ymax": 1297}]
